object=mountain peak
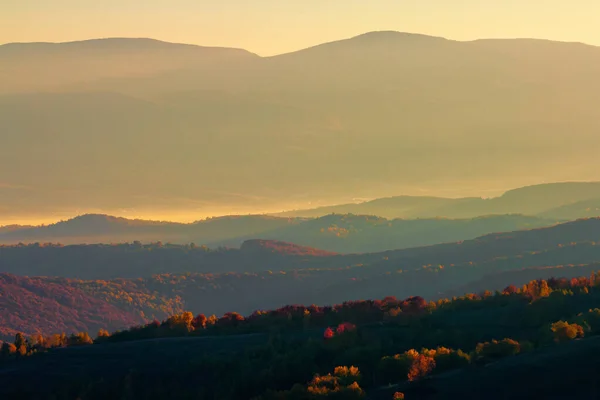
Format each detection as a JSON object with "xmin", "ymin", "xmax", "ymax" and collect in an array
[{"xmin": 350, "ymin": 31, "xmax": 447, "ymax": 42}]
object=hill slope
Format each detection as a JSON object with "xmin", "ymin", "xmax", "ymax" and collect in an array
[
  {"xmin": 2, "ymin": 34, "xmax": 600, "ymax": 218},
  {"xmin": 0, "ymin": 274, "xmax": 146, "ymax": 340},
  {"xmin": 214, "ymin": 213, "xmax": 560, "ymax": 253},
  {"xmin": 0, "ymin": 214, "xmax": 303, "ymax": 245},
  {"xmin": 1, "ymin": 211, "xmax": 560, "ymax": 253},
  {"xmin": 2, "ymin": 219, "xmax": 600, "ymax": 340},
  {"xmin": 0, "ymin": 38, "xmax": 257, "ymax": 93},
  {"xmin": 3, "ymin": 266, "xmax": 600, "ymax": 399},
  {"xmin": 276, "ymin": 182, "xmax": 600, "ymax": 219}
]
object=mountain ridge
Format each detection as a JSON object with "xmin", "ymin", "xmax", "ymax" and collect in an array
[
  {"xmin": 275, "ymin": 182, "xmax": 600, "ymax": 219},
  {"xmin": 0, "ymin": 37, "xmax": 257, "ymax": 55},
  {"xmin": 3, "ymin": 34, "xmax": 600, "ymax": 217},
  {"xmin": 4, "ymin": 31, "xmax": 600, "ymax": 56}
]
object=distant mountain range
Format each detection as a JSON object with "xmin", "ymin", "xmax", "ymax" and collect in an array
[
  {"xmin": 3, "ymin": 182, "xmax": 600, "ymax": 252},
  {"xmin": 214, "ymin": 213, "xmax": 561, "ymax": 253},
  {"xmin": 275, "ymin": 182, "xmax": 600, "ymax": 219},
  {"xmin": 2, "ymin": 33, "xmax": 600, "ymax": 218},
  {"xmin": 0, "ymin": 214, "xmax": 303, "ymax": 246},
  {"xmin": 0, "ymin": 212, "xmax": 561, "ymax": 254}
]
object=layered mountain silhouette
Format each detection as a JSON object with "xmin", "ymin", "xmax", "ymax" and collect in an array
[
  {"xmin": 0, "ymin": 212, "xmax": 560, "ymax": 253},
  {"xmin": 2, "ymin": 217, "xmax": 600, "ymax": 339},
  {"xmin": 213, "ymin": 213, "xmax": 560, "ymax": 253},
  {"xmin": 277, "ymin": 182, "xmax": 600, "ymax": 219},
  {"xmin": 0, "ymin": 214, "xmax": 303, "ymax": 246},
  {"xmin": 2, "ymin": 33, "xmax": 600, "ymax": 218},
  {"xmin": 4, "ymin": 181, "xmax": 600, "ymax": 252}
]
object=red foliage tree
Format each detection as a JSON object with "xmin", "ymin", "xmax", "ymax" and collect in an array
[
  {"xmin": 336, "ymin": 322, "xmax": 357, "ymax": 335},
  {"xmin": 192, "ymin": 314, "xmax": 207, "ymax": 329},
  {"xmin": 324, "ymin": 327, "xmax": 335, "ymax": 339}
]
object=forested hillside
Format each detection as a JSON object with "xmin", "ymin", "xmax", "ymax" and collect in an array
[
  {"xmin": 2, "ymin": 218, "xmax": 600, "ymax": 341},
  {"xmin": 2, "ymin": 273, "xmax": 600, "ymax": 399}
]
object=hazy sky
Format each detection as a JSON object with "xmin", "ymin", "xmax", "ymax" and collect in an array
[{"xmin": 2, "ymin": 0, "xmax": 599, "ymax": 55}]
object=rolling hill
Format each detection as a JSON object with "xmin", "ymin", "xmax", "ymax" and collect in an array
[
  {"xmin": 2, "ymin": 218, "xmax": 600, "ymax": 340},
  {"xmin": 2, "ymin": 33, "xmax": 600, "ymax": 219},
  {"xmin": 0, "ymin": 214, "xmax": 304, "ymax": 245},
  {"xmin": 275, "ymin": 182, "xmax": 600, "ymax": 219},
  {"xmin": 0, "ymin": 210, "xmax": 561, "ymax": 253},
  {"xmin": 3, "ymin": 263, "xmax": 600, "ymax": 400},
  {"xmin": 538, "ymin": 198, "xmax": 600, "ymax": 220},
  {"xmin": 212, "ymin": 213, "xmax": 560, "ymax": 253}
]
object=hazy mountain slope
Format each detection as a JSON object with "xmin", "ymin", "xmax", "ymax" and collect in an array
[
  {"xmin": 431, "ymin": 182, "xmax": 600, "ymax": 218},
  {"xmin": 0, "ymin": 214, "xmax": 303, "ymax": 245},
  {"xmin": 2, "ymin": 33, "xmax": 600, "ymax": 218},
  {"xmin": 277, "ymin": 182, "xmax": 600, "ymax": 219},
  {"xmin": 0, "ymin": 274, "xmax": 146, "ymax": 341},
  {"xmin": 0, "ymin": 38, "xmax": 257, "ymax": 93},
  {"xmin": 0, "ymin": 225, "xmax": 33, "ymax": 234},
  {"xmin": 274, "ymin": 196, "xmax": 471, "ymax": 218},
  {"xmin": 0, "ymin": 211, "xmax": 559, "ymax": 253},
  {"xmin": 2, "ymin": 218, "xmax": 600, "ymax": 339},
  {"xmin": 2, "ymin": 218, "xmax": 599, "ymax": 280},
  {"xmin": 538, "ymin": 198, "xmax": 600, "ymax": 220},
  {"xmin": 0, "ymin": 240, "xmax": 350, "ymax": 280},
  {"xmin": 213, "ymin": 214, "xmax": 560, "ymax": 253}
]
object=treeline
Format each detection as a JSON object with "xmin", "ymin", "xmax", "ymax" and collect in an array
[
  {"xmin": 1, "ymin": 331, "xmax": 95, "ymax": 358},
  {"xmin": 0, "ymin": 240, "xmax": 349, "ymax": 280},
  {"xmin": 4, "ymin": 227, "xmax": 600, "ymax": 342},
  {"xmin": 3, "ymin": 273, "xmax": 600, "ymax": 398}
]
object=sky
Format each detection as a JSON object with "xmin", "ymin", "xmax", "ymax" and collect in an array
[{"xmin": 2, "ymin": 0, "xmax": 600, "ymax": 56}]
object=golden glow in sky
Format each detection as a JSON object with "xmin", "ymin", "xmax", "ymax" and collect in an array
[{"xmin": 2, "ymin": 0, "xmax": 599, "ymax": 55}]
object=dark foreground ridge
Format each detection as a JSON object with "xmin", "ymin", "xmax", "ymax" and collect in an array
[{"xmin": 2, "ymin": 271, "xmax": 600, "ymax": 399}]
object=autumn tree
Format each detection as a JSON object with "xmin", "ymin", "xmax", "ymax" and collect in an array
[
  {"xmin": 166, "ymin": 311, "xmax": 195, "ymax": 332},
  {"xmin": 475, "ymin": 338, "xmax": 520, "ymax": 364},
  {"xmin": 336, "ymin": 322, "xmax": 356, "ymax": 335},
  {"xmin": 306, "ymin": 366, "xmax": 365, "ymax": 399},
  {"xmin": 97, "ymin": 328, "xmax": 110, "ymax": 338},
  {"xmin": 377, "ymin": 350, "xmax": 418, "ymax": 385},
  {"xmin": 324, "ymin": 327, "xmax": 335, "ymax": 340},
  {"xmin": 0, "ymin": 342, "xmax": 16, "ymax": 358},
  {"xmin": 551, "ymin": 321, "xmax": 584, "ymax": 343},
  {"xmin": 333, "ymin": 365, "xmax": 361, "ymax": 386},
  {"xmin": 428, "ymin": 347, "xmax": 470, "ymax": 372},
  {"xmin": 14, "ymin": 333, "xmax": 26, "ymax": 349},
  {"xmin": 192, "ymin": 314, "xmax": 208, "ymax": 330},
  {"xmin": 218, "ymin": 312, "xmax": 245, "ymax": 328},
  {"xmin": 67, "ymin": 332, "xmax": 93, "ymax": 346},
  {"xmin": 407, "ymin": 354, "xmax": 436, "ymax": 382}
]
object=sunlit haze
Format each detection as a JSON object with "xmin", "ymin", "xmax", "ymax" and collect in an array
[
  {"xmin": 3, "ymin": 4, "xmax": 600, "ymax": 396},
  {"xmin": 1, "ymin": 1, "xmax": 600, "ymax": 223}
]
